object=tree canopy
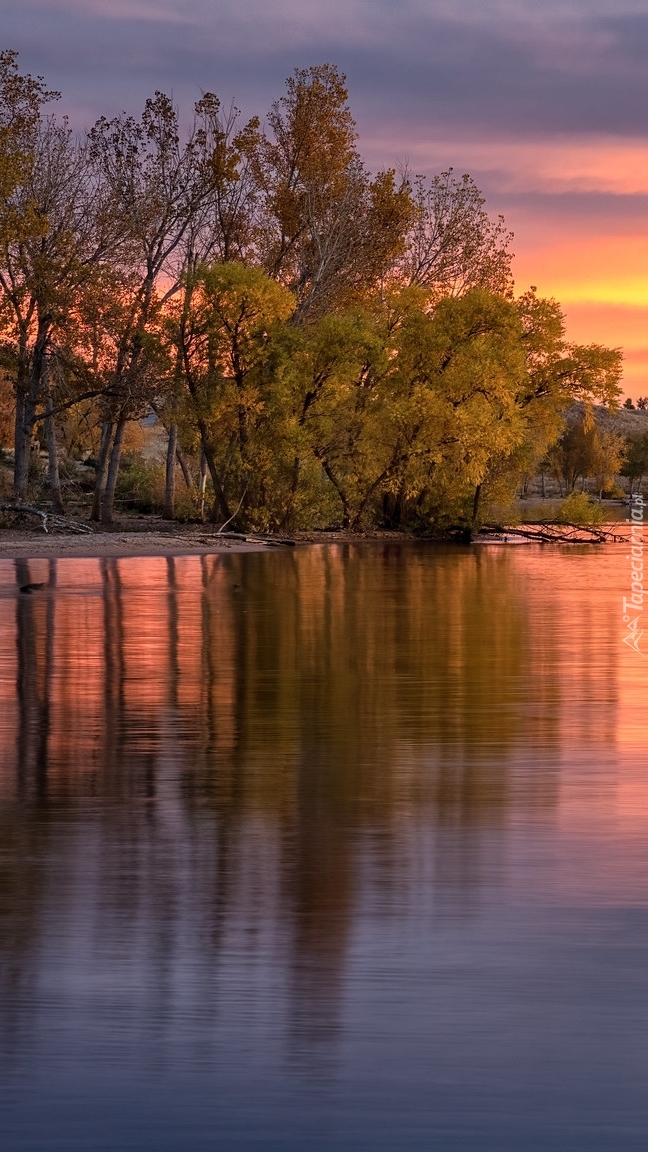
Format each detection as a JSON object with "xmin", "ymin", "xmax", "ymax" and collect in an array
[{"xmin": 0, "ymin": 54, "xmax": 623, "ymax": 532}]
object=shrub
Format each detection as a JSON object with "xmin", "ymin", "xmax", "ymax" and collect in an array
[
  {"xmin": 600, "ymin": 482, "xmax": 625, "ymax": 500},
  {"xmin": 172, "ymin": 486, "xmax": 207, "ymax": 522},
  {"xmin": 115, "ymin": 457, "xmax": 165, "ymax": 513},
  {"xmin": 555, "ymin": 491, "xmax": 605, "ymax": 526}
]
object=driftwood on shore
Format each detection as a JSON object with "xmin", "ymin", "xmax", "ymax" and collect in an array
[
  {"xmin": 477, "ymin": 521, "xmax": 625, "ymax": 545},
  {"xmin": 205, "ymin": 530, "xmax": 296, "ymax": 547},
  {"xmin": 0, "ymin": 502, "xmax": 94, "ymax": 535}
]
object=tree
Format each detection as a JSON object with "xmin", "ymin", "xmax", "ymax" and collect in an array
[
  {"xmin": 87, "ymin": 91, "xmax": 229, "ymax": 523},
  {"xmin": 516, "ymin": 289, "xmax": 622, "ymax": 412},
  {"xmin": 402, "ymin": 169, "xmax": 514, "ymax": 299},
  {"xmin": 170, "ymin": 262, "xmax": 294, "ymax": 525},
  {"xmin": 279, "ymin": 288, "xmax": 526, "ymax": 531},
  {"xmin": 259, "ymin": 65, "xmax": 414, "ymax": 319},
  {"xmin": 622, "ymin": 432, "xmax": 648, "ymax": 493},
  {"xmin": 591, "ymin": 428, "xmax": 626, "ymax": 498},
  {"xmin": 0, "ymin": 50, "xmax": 57, "ymax": 246},
  {"xmin": 385, "ymin": 288, "xmax": 527, "ymax": 532},
  {"xmin": 281, "ymin": 307, "xmax": 389, "ymax": 528},
  {"xmin": 506, "ymin": 289, "xmax": 622, "ymax": 505},
  {"xmin": 0, "ymin": 51, "xmax": 60, "ymax": 498},
  {"xmin": 0, "ymin": 104, "xmax": 121, "ymax": 506},
  {"xmin": 545, "ymin": 409, "xmax": 626, "ymax": 496},
  {"xmin": 158, "ymin": 96, "xmax": 262, "ymax": 518}
]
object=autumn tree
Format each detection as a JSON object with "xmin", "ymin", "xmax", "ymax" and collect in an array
[
  {"xmin": 621, "ymin": 432, "xmax": 648, "ymax": 494},
  {"xmin": 0, "ymin": 98, "xmax": 122, "ymax": 507},
  {"xmin": 0, "ymin": 50, "xmax": 56, "ymax": 245},
  {"xmin": 259, "ymin": 287, "xmax": 527, "ymax": 532},
  {"xmin": 87, "ymin": 91, "xmax": 237, "ymax": 523},
  {"xmin": 385, "ymin": 288, "xmax": 528, "ymax": 531},
  {"xmin": 490, "ymin": 289, "xmax": 621, "ymax": 501},
  {"xmin": 158, "ymin": 97, "xmax": 262, "ymax": 517},
  {"xmin": 279, "ymin": 307, "xmax": 389, "ymax": 527},
  {"xmin": 0, "ymin": 50, "xmax": 59, "ymax": 498},
  {"xmin": 545, "ymin": 409, "xmax": 625, "ymax": 495},
  {"xmin": 517, "ymin": 289, "xmax": 622, "ymax": 413},
  {"xmin": 259, "ymin": 65, "xmax": 414, "ymax": 319},
  {"xmin": 459, "ymin": 291, "xmax": 622, "ymax": 518},
  {"xmin": 169, "ymin": 262, "xmax": 294, "ymax": 524},
  {"xmin": 591, "ymin": 428, "xmax": 626, "ymax": 497},
  {"xmin": 402, "ymin": 169, "xmax": 513, "ymax": 299}
]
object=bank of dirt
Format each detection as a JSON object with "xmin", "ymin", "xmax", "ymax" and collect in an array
[{"xmin": 0, "ymin": 514, "xmax": 420, "ymax": 559}]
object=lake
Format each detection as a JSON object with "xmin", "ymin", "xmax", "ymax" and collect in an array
[{"xmin": 1, "ymin": 540, "xmax": 647, "ymax": 1150}]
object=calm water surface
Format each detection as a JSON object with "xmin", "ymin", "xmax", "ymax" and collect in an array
[{"xmin": 1, "ymin": 541, "xmax": 647, "ymax": 1150}]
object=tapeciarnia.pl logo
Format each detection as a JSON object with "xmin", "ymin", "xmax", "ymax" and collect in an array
[{"xmin": 623, "ymin": 493, "xmax": 645, "ymax": 655}]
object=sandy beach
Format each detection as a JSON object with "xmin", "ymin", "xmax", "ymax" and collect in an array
[
  {"xmin": 0, "ymin": 523, "xmax": 274, "ymax": 560},
  {"xmin": 0, "ymin": 511, "xmax": 421, "ymax": 559}
]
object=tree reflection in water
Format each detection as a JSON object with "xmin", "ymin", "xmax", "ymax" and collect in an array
[{"xmin": 0, "ymin": 544, "xmax": 617, "ymax": 1067}]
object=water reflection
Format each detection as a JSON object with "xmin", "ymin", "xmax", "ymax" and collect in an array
[
  {"xmin": 3, "ymin": 550, "xmax": 569, "ymax": 790},
  {"xmin": 0, "ymin": 543, "xmax": 636, "ymax": 1150}
]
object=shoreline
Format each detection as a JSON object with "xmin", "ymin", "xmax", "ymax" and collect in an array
[
  {"xmin": 0, "ymin": 512, "xmax": 630, "ymax": 561},
  {"xmin": 0, "ymin": 530, "xmax": 272, "ymax": 560},
  {"xmin": 0, "ymin": 522, "xmax": 420, "ymax": 560}
]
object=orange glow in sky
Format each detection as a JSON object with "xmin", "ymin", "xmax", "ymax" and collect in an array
[{"xmin": 367, "ymin": 133, "xmax": 648, "ymax": 400}]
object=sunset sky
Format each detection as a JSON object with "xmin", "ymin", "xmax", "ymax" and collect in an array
[{"xmin": 4, "ymin": 0, "xmax": 648, "ymax": 396}]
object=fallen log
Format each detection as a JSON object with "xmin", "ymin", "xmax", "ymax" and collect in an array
[
  {"xmin": 477, "ymin": 521, "xmax": 625, "ymax": 545},
  {"xmin": 209, "ymin": 530, "xmax": 296, "ymax": 547},
  {"xmin": 0, "ymin": 502, "xmax": 94, "ymax": 535}
]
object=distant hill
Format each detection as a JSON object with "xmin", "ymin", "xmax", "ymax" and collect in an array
[{"xmin": 566, "ymin": 402, "xmax": 648, "ymax": 437}]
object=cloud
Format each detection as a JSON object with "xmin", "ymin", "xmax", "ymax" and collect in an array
[
  {"xmin": 51, "ymin": 0, "xmax": 189, "ymax": 21},
  {"xmin": 5, "ymin": 0, "xmax": 648, "ymax": 136},
  {"xmin": 364, "ymin": 135, "xmax": 648, "ymax": 197}
]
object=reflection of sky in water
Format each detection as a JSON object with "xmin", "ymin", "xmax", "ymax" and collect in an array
[{"xmin": 0, "ymin": 544, "xmax": 647, "ymax": 1151}]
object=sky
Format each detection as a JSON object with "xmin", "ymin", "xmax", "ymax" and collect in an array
[{"xmin": 4, "ymin": 0, "xmax": 648, "ymax": 396}]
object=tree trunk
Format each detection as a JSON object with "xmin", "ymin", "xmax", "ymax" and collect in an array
[
  {"xmin": 150, "ymin": 399, "xmax": 194, "ymax": 492},
  {"xmin": 101, "ymin": 418, "xmax": 126, "ymax": 526},
  {"xmin": 163, "ymin": 423, "xmax": 178, "ymax": 520},
  {"xmin": 320, "ymin": 459, "xmax": 350, "ymax": 528},
  {"xmin": 279, "ymin": 456, "xmax": 301, "ymax": 530},
  {"xmin": 91, "ymin": 422, "xmax": 115, "ymax": 521},
  {"xmin": 194, "ymin": 426, "xmax": 229, "ymax": 522},
  {"xmin": 471, "ymin": 483, "xmax": 482, "ymax": 528},
  {"xmin": 184, "ymin": 371, "xmax": 229, "ymax": 520},
  {"xmin": 14, "ymin": 318, "xmax": 50, "ymax": 500},
  {"xmin": 198, "ymin": 452, "xmax": 207, "ymax": 520},
  {"xmin": 16, "ymin": 392, "xmax": 38, "ymax": 500},
  {"xmin": 13, "ymin": 389, "xmax": 29, "ymax": 499},
  {"xmin": 176, "ymin": 445, "xmax": 194, "ymax": 491},
  {"xmin": 44, "ymin": 379, "xmax": 65, "ymax": 515},
  {"xmin": 291, "ymin": 455, "xmax": 301, "ymax": 495},
  {"xmin": 393, "ymin": 488, "xmax": 403, "ymax": 527}
]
